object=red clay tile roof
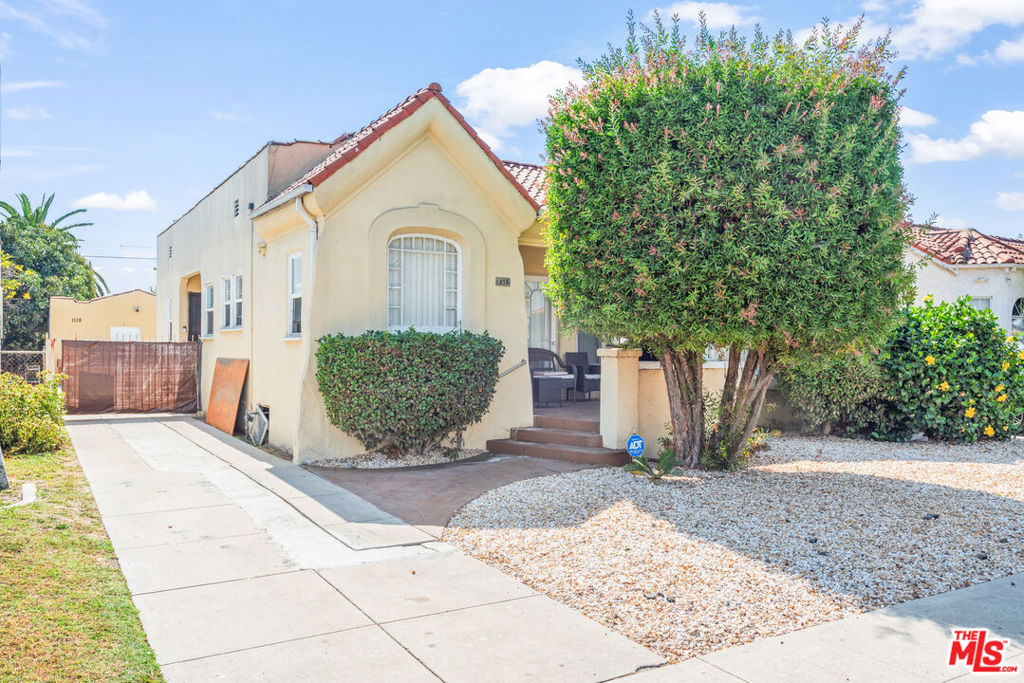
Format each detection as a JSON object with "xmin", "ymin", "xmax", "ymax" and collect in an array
[
  {"xmin": 503, "ymin": 161, "xmax": 546, "ymax": 206},
  {"xmin": 263, "ymin": 84, "xmax": 541, "ymax": 213},
  {"xmin": 914, "ymin": 228, "xmax": 1024, "ymax": 266}
]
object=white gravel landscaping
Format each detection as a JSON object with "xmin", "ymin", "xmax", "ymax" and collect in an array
[
  {"xmin": 308, "ymin": 447, "xmax": 484, "ymax": 469},
  {"xmin": 443, "ymin": 436, "xmax": 1024, "ymax": 662}
]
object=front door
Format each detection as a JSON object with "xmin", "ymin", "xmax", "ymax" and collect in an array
[
  {"xmin": 525, "ymin": 277, "xmax": 557, "ymax": 351},
  {"xmin": 187, "ymin": 292, "xmax": 201, "ymax": 342}
]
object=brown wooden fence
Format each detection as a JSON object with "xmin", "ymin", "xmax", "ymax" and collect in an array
[{"xmin": 61, "ymin": 341, "xmax": 200, "ymax": 414}]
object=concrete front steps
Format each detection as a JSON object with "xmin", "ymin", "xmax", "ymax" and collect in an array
[{"xmin": 486, "ymin": 413, "xmax": 630, "ymax": 466}]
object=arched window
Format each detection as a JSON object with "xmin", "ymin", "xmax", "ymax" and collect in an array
[
  {"xmin": 1013, "ymin": 297, "xmax": 1024, "ymax": 332},
  {"xmin": 387, "ymin": 235, "xmax": 460, "ymax": 332}
]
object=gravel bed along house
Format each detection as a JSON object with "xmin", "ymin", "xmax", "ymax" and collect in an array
[
  {"xmin": 308, "ymin": 447, "xmax": 484, "ymax": 469},
  {"xmin": 443, "ymin": 436, "xmax": 1024, "ymax": 662}
]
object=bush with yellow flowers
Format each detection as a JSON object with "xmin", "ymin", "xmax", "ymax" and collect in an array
[{"xmin": 878, "ymin": 296, "xmax": 1024, "ymax": 441}]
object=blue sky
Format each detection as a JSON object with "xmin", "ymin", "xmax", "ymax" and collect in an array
[{"xmin": 2, "ymin": 0, "xmax": 1024, "ymax": 294}]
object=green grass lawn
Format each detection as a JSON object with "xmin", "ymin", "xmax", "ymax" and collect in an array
[{"xmin": 0, "ymin": 448, "xmax": 162, "ymax": 682}]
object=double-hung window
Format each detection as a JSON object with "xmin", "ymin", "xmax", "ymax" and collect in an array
[
  {"xmin": 203, "ymin": 284, "xmax": 214, "ymax": 337},
  {"xmin": 222, "ymin": 275, "xmax": 243, "ymax": 329},
  {"xmin": 167, "ymin": 297, "xmax": 173, "ymax": 341},
  {"xmin": 288, "ymin": 253, "xmax": 302, "ymax": 336},
  {"xmin": 387, "ymin": 235, "xmax": 460, "ymax": 333}
]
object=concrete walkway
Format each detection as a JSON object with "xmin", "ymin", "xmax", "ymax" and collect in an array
[
  {"xmin": 68, "ymin": 415, "xmax": 1024, "ymax": 682},
  {"xmin": 66, "ymin": 415, "xmax": 662, "ymax": 682}
]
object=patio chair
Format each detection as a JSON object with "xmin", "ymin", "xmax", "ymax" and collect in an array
[
  {"xmin": 528, "ymin": 347, "xmax": 576, "ymax": 406},
  {"xmin": 565, "ymin": 352, "xmax": 600, "ymax": 400}
]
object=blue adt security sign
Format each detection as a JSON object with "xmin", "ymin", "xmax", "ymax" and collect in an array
[{"xmin": 626, "ymin": 434, "xmax": 645, "ymax": 458}]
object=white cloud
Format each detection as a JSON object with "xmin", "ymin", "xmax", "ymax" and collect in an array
[
  {"xmin": 907, "ymin": 110, "xmax": 1024, "ymax": 163},
  {"xmin": 955, "ymin": 53, "xmax": 979, "ymax": 66},
  {"xmin": 0, "ymin": 0, "xmax": 108, "ymax": 52},
  {"xmin": 892, "ymin": 1, "xmax": 1024, "ymax": 60},
  {"xmin": 0, "ymin": 31, "xmax": 10, "ymax": 58},
  {"xmin": 994, "ymin": 34, "xmax": 1024, "ymax": 62},
  {"xmin": 900, "ymin": 106, "xmax": 937, "ymax": 128},
  {"xmin": 647, "ymin": 2, "xmax": 759, "ymax": 29},
  {"xmin": 5, "ymin": 105, "xmax": 52, "ymax": 120},
  {"xmin": 995, "ymin": 191, "xmax": 1024, "ymax": 211},
  {"xmin": 456, "ymin": 60, "xmax": 582, "ymax": 152},
  {"xmin": 73, "ymin": 190, "xmax": 156, "ymax": 211},
  {"xmin": 861, "ymin": 0, "xmax": 886, "ymax": 11},
  {"xmin": 0, "ymin": 79, "xmax": 67, "ymax": 94}
]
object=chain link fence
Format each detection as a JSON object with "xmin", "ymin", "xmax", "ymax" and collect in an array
[{"xmin": 1, "ymin": 350, "xmax": 45, "ymax": 383}]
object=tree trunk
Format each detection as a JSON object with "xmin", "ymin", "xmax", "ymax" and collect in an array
[
  {"xmin": 0, "ymin": 447, "xmax": 8, "ymax": 491},
  {"xmin": 661, "ymin": 347, "xmax": 704, "ymax": 468},
  {"xmin": 723, "ymin": 351, "xmax": 774, "ymax": 466}
]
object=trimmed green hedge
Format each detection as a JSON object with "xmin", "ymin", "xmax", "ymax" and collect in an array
[
  {"xmin": 315, "ymin": 329, "xmax": 504, "ymax": 455},
  {"xmin": 777, "ymin": 351, "xmax": 888, "ymax": 437},
  {"xmin": 0, "ymin": 371, "xmax": 67, "ymax": 454}
]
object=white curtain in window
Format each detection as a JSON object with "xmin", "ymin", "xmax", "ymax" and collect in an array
[{"xmin": 387, "ymin": 236, "xmax": 459, "ymax": 332}]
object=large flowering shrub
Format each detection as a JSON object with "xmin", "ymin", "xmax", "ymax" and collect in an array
[
  {"xmin": 542, "ymin": 15, "xmax": 914, "ymax": 468},
  {"xmin": 0, "ymin": 371, "xmax": 67, "ymax": 454},
  {"xmin": 878, "ymin": 296, "xmax": 1024, "ymax": 441}
]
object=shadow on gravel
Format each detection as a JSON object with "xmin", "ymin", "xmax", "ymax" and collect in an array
[{"xmin": 448, "ymin": 465, "xmax": 1024, "ymax": 615}]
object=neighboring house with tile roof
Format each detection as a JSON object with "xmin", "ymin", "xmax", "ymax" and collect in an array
[
  {"xmin": 156, "ymin": 84, "xmax": 579, "ymax": 461},
  {"xmin": 909, "ymin": 227, "xmax": 1024, "ymax": 332}
]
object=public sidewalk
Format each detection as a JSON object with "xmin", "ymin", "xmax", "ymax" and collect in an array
[
  {"xmin": 66, "ymin": 415, "xmax": 662, "ymax": 682},
  {"xmin": 67, "ymin": 415, "xmax": 1024, "ymax": 682}
]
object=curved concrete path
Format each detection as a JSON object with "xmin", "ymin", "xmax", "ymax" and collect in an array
[{"xmin": 66, "ymin": 415, "xmax": 663, "ymax": 682}]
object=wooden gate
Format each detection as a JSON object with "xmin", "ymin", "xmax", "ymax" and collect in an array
[{"xmin": 61, "ymin": 341, "xmax": 200, "ymax": 414}]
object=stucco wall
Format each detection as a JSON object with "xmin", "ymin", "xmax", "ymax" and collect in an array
[
  {"xmin": 636, "ymin": 362, "xmax": 726, "ymax": 448},
  {"xmin": 156, "ymin": 148, "xmax": 267, "ymax": 415},
  {"xmin": 250, "ymin": 101, "xmax": 538, "ymax": 461},
  {"xmin": 45, "ymin": 289, "xmax": 157, "ymax": 371},
  {"xmin": 910, "ymin": 253, "xmax": 1024, "ymax": 331}
]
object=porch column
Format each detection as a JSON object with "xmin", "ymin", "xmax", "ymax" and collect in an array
[{"xmin": 597, "ymin": 347, "xmax": 642, "ymax": 450}]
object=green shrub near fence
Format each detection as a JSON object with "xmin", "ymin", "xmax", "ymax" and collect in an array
[
  {"xmin": 779, "ymin": 296, "xmax": 1024, "ymax": 441},
  {"xmin": 0, "ymin": 371, "xmax": 67, "ymax": 454},
  {"xmin": 777, "ymin": 351, "xmax": 889, "ymax": 437},
  {"xmin": 315, "ymin": 329, "xmax": 504, "ymax": 455}
]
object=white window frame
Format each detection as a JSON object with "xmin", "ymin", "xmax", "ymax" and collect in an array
[
  {"xmin": 387, "ymin": 234, "xmax": 462, "ymax": 334},
  {"xmin": 166, "ymin": 297, "xmax": 173, "ymax": 341},
  {"xmin": 287, "ymin": 253, "xmax": 302, "ymax": 337},
  {"xmin": 525, "ymin": 275, "xmax": 557, "ymax": 351},
  {"xmin": 203, "ymin": 283, "xmax": 215, "ymax": 338},
  {"xmin": 221, "ymin": 275, "xmax": 243, "ymax": 329},
  {"xmin": 969, "ymin": 296, "xmax": 992, "ymax": 311},
  {"xmin": 1013, "ymin": 297, "xmax": 1024, "ymax": 333},
  {"xmin": 234, "ymin": 274, "xmax": 243, "ymax": 328}
]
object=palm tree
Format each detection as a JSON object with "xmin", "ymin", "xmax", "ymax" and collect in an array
[{"xmin": 0, "ymin": 193, "xmax": 107, "ymax": 296}]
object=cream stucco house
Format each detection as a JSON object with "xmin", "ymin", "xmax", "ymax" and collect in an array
[
  {"xmin": 45, "ymin": 289, "xmax": 157, "ymax": 372},
  {"xmin": 157, "ymin": 84, "xmax": 595, "ymax": 461},
  {"xmin": 909, "ymin": 227, "xmax": 1024, "ymax": 332}
]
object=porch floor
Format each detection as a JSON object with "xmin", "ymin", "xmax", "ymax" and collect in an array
[{"xmin": 534, "ymin": 399, "xmax": 600, "ymax": 423}]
